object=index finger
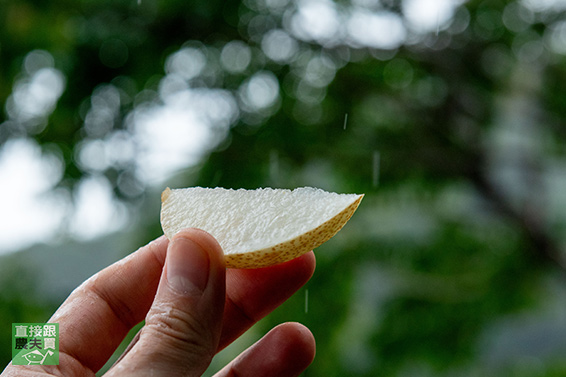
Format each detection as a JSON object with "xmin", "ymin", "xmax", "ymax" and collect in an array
[{"xmin": 220, "ymin": 251, "xmax": 315, "ymax": 350}]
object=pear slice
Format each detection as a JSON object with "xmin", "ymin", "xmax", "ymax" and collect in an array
[{"xmin": 160, "ymin": 186, "xmax": 363, "ymax": 268}]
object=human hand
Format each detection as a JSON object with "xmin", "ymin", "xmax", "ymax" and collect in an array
[{"xmin": 2, "ymin": 228, "xmax": 316, "ymax": 376}]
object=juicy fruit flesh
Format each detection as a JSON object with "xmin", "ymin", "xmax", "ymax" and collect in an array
[{"xmin": 161, "ymin": 186, "xmax": 363, "ymax": 268}]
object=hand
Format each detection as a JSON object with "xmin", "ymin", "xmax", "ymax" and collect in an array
[{"xmin": 2, "ymin": 228, "xmax": 316, "ymax": 376}]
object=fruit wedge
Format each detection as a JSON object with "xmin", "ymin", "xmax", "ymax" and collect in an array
[{"xmin": 160, "ymin": 186, "xmax": 364, "ymax": 268}]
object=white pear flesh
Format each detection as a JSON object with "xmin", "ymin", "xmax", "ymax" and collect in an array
[{"xmin": 160, "ymin": 186, "xmax": 364, "ymax": 268}]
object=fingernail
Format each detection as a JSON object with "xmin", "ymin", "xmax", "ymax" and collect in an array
[{"xmin": 167, "ymin": 237, "xmax": 209, "ymax": 295}]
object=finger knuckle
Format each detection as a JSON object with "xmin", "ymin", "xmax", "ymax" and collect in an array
[{"xmin": 145, "ymin": 304, "xmax": 215, "ymax": 359}]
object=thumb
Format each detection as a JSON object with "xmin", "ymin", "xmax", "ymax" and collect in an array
[{"xmin": 108, "ymin": 228, "xmax": 226, "ymax": 377}]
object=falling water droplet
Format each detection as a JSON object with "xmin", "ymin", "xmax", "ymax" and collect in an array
[
  {"xmin": 372, "ymin": 151, "xmax": 380, "ymax": 188},
  {"xmin": 435, "ymin": 6, "xmax": 441, "ymax": 36},
  {"xmin": 343, "ymin": 113, "xmax": 349, "ymax": 130},
  {"xmin": 270, "ymin": 149, "xmax": 279, "ymax": 185},
  {"xmin": 209, "ymin": 170, "xmax": 223, "ymax": 187}
]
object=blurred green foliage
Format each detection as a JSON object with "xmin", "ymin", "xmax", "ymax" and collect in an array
[
  {"xmin": 0, "ymin": 254, "xmax": 57, "ymax": 370},
  {"xmin": 2, "ymin": 0, "xmax": 566, "ymax": 375}
]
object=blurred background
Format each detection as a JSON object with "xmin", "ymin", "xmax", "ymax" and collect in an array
[{"xmin": 2, "ymin": 0, "xmax": 566, "ymax": 375}]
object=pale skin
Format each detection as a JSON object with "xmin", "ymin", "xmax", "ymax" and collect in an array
[{"xmin": 2, "ymin": 228, "xmax": 317, "ymax": 376}]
